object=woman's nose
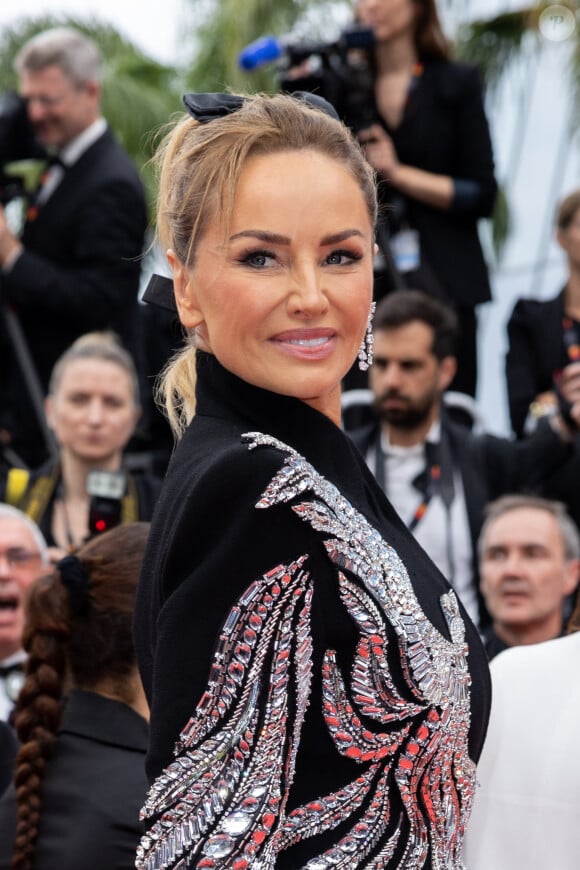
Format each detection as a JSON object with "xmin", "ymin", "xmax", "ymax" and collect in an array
[
  {"xmin": 86, "ymin": 399, "xmax": 104, "ymax": 423},
  {"xmin": 287, "ymin": 266, "xmax": 328, "ymax": 317}
]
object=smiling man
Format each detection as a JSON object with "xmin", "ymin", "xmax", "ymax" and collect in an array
[
  {"xmin": 479, "ymin": 494, "xmax": 579, "ymax": 658},
  {"xmin": 0, "ymin": 504, "xmax": 49, "ymax": 721}
]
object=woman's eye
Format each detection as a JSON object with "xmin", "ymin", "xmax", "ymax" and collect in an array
[
  {"xmin": 239, "ymin": 250, "xmax": 274, "ymax": 268},
  {"xmin": 325, "ymin": 249, "xmax": 361, "ymax": 266}
]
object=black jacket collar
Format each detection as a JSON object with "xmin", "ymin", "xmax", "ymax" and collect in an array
[
  {"xmin": 194, "ymin": 351, "xmax": 374, "ymax": 509},
  {"xmin": 60, "ymin": 689, "xmax": 148, "ymax": 753}
]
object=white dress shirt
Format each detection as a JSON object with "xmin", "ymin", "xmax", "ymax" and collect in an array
[
  {"xmin": 37, "ymin": 116, "xmax": 107, "ymax": 204},
  {"xmin": 368, "ymin": 421, "xmax": 478, "ymax": 626}
]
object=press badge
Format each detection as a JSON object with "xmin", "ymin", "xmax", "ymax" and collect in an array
[{"xmin": 390, "ymin": 228, "xmax": 420, "ymax": 273}]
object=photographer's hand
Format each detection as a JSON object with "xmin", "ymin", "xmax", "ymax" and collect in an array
[
  {"xmin": 358, "ymin": 124, "xmax": 399, "ymax": 177},
  {"xmin": 557, "ymin": 361, "xmax": 580, "ymax": 407},
  {"xmin": 0, "ymin": 205, "xmax": 23, "ymax": 271},
  {"xmin": 358, "ymin": 124, "xmax": 454, "ymax": 211},
  {"xmin": 545, "ymin": 362, "xmax": 580, "ymax": 440}
]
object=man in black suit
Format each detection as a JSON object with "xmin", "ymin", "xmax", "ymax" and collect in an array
[
  {"xmin": 348, "ymin": 290, "xmax": 580, "ymax": 631},
  {"xmin": 0, "ymin": 27, "xmax": 147, "ymax": 464}
]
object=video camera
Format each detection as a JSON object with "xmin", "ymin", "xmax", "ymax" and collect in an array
[
  {"xmin": 238, "ymin": 25, "xmax": 378, "ymax": 133},
  {"xmin": 0, "ymin": 90, "xmax": 45, "ymax": 206}
]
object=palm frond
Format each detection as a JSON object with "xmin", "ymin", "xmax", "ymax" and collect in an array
[
  {"xmin": 455, "ymin": 7, "xmax": 539, "ymax": 91},
  {"xmin": 183, "ymin": 0, "xmax": 350, "ymax": 93}
]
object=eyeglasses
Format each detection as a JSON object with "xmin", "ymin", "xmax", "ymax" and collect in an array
[
  {"xmin": 21, "ymin": 93, "xmax": 68, "ymax": 110},
  {"xmin": 0, "ymin": 548, "xmax": 42, "ymax": 569}
]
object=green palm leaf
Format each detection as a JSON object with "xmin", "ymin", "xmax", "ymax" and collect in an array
[{"xmin": 184, "ymin": 0, "xmax": 351, "ymax": 93}]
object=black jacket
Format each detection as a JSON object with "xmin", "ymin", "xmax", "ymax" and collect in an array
[
  {"xmin": 506, "ymin": 289, "xmax": 568, "ymax": 437},
  {"xmin": 1, "ymin": 127, "xmax": 147, "ymax": 385},
  {"xmin": 505, "ymin": 290, "xmax": 580, "ymax": 529},
  {"xmin": 349, "ymin": 412, "xmax": 572, "ymax": 625},
  {"xmin": 134, "ymin": 352, "xmax": 490, "ymax": 869},
  {"xmin": 0, "ymin": 690, "xmax": 148, "ymax": 870},
  {"xmin": 0, "ymin": 722, "xmax": 17, "ymax": 799},
  {"xmin": 381, "ymin": 61, "xmax": 497, "ymax": 308}
]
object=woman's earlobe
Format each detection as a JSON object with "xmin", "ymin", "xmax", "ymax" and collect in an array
[
  {"xmin": 166, "ymin": 249, "xmax": 184, "ymax": 296},
  {"xmin": 166, "ymin": 250, "xmax": 204, "ymax": 329}
]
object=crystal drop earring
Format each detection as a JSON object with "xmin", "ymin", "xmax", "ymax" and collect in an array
[{"xmin": 358, "ymin": 301, "xmax": 376, "ymax": 371}]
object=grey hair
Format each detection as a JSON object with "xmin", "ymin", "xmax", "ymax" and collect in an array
[
  {"xmin": 478, "ymin": 494, "xmax": 580, "ymax": 563},
  {"xmin": 0, "ymin": 504, "xmax": 50, "ymax": 566},
  {"xmin": 14, "ymin": 27, "xmax": 102, "ymax": 87}
]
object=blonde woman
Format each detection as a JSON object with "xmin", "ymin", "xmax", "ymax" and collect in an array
[{"xmin": 134, "ymin": 91, "xmax": 490, "ymax": 869}]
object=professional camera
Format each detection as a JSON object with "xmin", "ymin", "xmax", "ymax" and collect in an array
[
  {"xmin": 0, "ymin": 90, "xmax": 44, "ymax": 206},
  {"xmin": 0, "ymin": 168, "xmax": 26, "ymax": 207},
  {"xmin": 86, "ymin": 470, "xmax": 127, "ymax": 536},
  {"xmin": 239, "ymin": 25, "xmax": 378, "ymax": 134}
]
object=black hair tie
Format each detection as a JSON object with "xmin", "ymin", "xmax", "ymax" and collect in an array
[{"xmin": 57, "ymin": 554, "xmax": 90, "ymax": 616}]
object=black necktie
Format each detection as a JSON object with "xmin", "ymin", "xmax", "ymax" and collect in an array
[{"xmin": 28, "ymin": 154, "xmax": 66, "ymax": 212}]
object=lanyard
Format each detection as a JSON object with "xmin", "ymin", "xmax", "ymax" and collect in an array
[
  {"xmin": 374, "ymin": 427, "xmax": 458, "ymax": 586},
  {"xmin": 408, "ymin": 460, "xmax": 441, "ymax": 532},
  {"xmin": 374, "ymin": 431, "xmax": 441, "ymax": 531},
  {"xmin": 373, "ymin": 428, "xmax": 457, "ymax": 582}
]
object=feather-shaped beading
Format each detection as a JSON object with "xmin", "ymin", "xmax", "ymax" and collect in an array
[{"xmin": 137, "ymin": 433, "xmax": 475, "ymax": 869}]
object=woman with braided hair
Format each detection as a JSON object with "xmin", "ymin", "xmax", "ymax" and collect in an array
[{"xmin": 0, "ymin": 521, "xmax": 150, "ymax": 870}]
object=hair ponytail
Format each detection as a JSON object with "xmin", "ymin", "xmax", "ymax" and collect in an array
[{"xmin": 156, "ymin": 343, "xmax": 198, "ymax": 439}]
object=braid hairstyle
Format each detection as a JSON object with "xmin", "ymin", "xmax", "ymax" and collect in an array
[
  {"xmin": 11, "ymin": 575, "xmax": 68, "ymax": 870},
  {"xmin": 10, "ymin": 522, "xmax": 150, "ymax": 870}
]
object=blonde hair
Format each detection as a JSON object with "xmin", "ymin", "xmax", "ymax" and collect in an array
[
  {"xmin": 154, "ymin": 92, "xmax": 377, "ymax": 437},
  {"xmin": 48, "ymin": 331, "xmax": 140, "ymax": 407}
]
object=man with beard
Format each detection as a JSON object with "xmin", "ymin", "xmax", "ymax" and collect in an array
[{"xmin": 348, "ymin": 290, "xmax": 580, "ymax": 631}]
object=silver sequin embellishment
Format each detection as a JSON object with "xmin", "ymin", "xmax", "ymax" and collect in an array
[{"xmin": 137, "ymin": 433, "xmax": 475, "ymax": 869}]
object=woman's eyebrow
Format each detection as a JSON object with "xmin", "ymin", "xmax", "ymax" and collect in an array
[
  {"xmin": 229, "ymin": 228, "xmax": 365, "ymax": 244},
  {"xmin": 229, "ymin": 230, "xmax": 290, "ymax": 244}
]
